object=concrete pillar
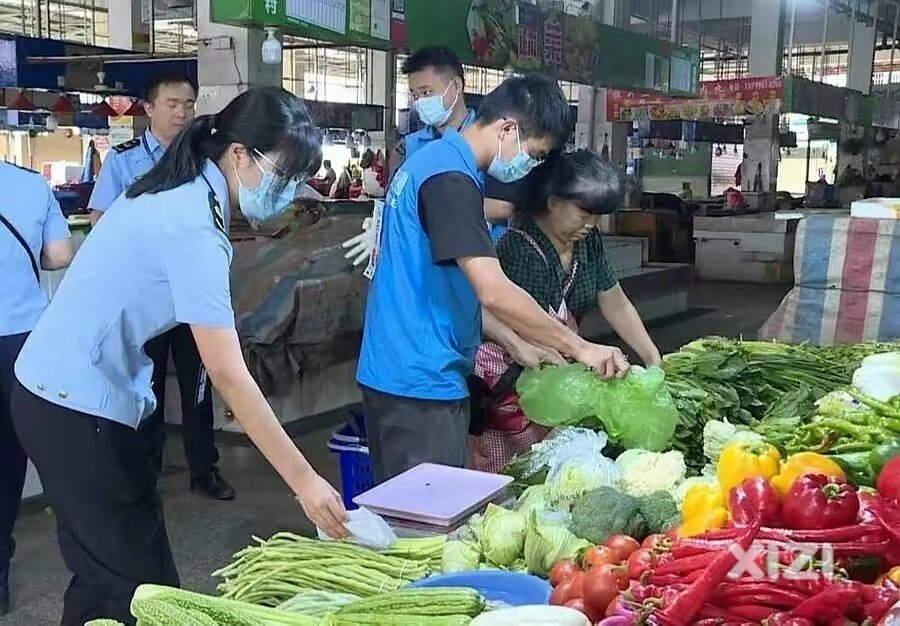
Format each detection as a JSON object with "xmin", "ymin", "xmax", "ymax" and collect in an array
[
  {"xmin": 363, "ymin": 49, "xmax": 397, "ymax": 157},
  {"xmin": 744, "ymin": 114, "xmax": 780, "ymax": 192},
  {"xmin": 195, "ymin": 0, "xmax": 283, "ymax": 116},
  {"xmin": 108, "ymin": 0, "xmax": 149, "ymax": 52},
  {"xmin": 749, "ymin": 0, "xmax": 785, "ymax": 77},
  {"xmin": 847, "ymin": 8, "xmax": 877, "ymax": 94}
]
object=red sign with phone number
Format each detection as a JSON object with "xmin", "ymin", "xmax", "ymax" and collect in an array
[{"xmin": 607, "ymin": 76, "xmax": 784, "ymax": 122}]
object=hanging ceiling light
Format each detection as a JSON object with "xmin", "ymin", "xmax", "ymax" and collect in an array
[
  {"xmin": 9, "ymin": 91, "xmax": 35, "ymax": 111},
  {"xmin": 122, "ymin": 99, "xmax": 147, "ymax": 117},
  {"xmin": 50, "ymin": 93, "xmax": 75, "ymax": 114},
  {"xmin": 91, "ymin": 100, "xmax": 118, "ymax": 117}
]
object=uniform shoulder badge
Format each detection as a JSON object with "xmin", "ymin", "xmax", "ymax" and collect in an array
[{"xmin": 112, "ymin": 138, "xmax": 141, "ymax": 153}]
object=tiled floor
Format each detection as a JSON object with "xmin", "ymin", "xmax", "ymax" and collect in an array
[{"xmin": 1, "ymin": 281, "xmax": 789, "ymax": 625}]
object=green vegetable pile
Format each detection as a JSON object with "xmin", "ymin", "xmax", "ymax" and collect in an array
[
  {"xmin": 212, "ymin": 532, "xmax": 431, "ymax": 607},
  {"xmin": 662, "ymin": 338, "xmax": 898, "ymax": 474},
  {"xmin": 753, "ymin": 389, "xmax": 900, "ymax": 487}
]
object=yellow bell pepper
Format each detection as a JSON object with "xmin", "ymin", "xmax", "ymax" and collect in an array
[
  {"xmin": 770, "ymin": 452, "xmax": 846, "ymax": 498},
  {"xmin": 876, "ymin": 566, "xmax": 900, "ymax": 586},
  {"xmin": 717, "ymin": 441, "xmax": 782, "ymax": 496},
  {"xmin": 679, "ymin": 484, "xmax": 728, "ymax": 537}
]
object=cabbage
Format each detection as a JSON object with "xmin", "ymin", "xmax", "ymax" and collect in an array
[
  {"xmin": 523, "ymin": 511, "xmax": 591, "ymax": 577},
  {"xmin": 441, "ymin": 539, "xmax": 482, "ymax": 573},
  {"xmin": 703, "ymin": 420, "xmax": 763, "ymax": 464},
  {"xmin": 480, "ymin": 504, "xmax": 527, "ymax": 567},
  {"xmin": 515, "ymin": 485, "xmax": 550, "ymax": 517},
  {"xmin": 547, "ymin": 460, "xmax": 621, "ymax": 505}
]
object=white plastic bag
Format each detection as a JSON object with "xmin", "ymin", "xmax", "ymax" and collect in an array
[
  {"xmin": 853, "ymin": 353, "xmax": 900, "ymax": 402},
  {"xmin": 316, "ymin": 506, "xmax": 397, "ymax": 550}
]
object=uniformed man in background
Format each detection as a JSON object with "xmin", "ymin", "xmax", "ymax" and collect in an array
[
  {"xmin": 88, "ymin": 73, "xmax": 235, "ymax": 500},
  {"xmin": 0, "ymin": 162, "xmax": 73, "ymax": 615}
]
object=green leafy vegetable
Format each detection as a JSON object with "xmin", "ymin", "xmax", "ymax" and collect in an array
[
  {"xmin": 523, "ymin": 511, "xmax": 591, "ymax": 576},
  {"xmin": 441, "ymin": 540, "xmax": 482, "ymax": 573},
  {"xmin": 480, "ymin": 504, "xmax": 527, "ymax": 567}
]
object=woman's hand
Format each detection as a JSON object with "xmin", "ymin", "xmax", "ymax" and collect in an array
[
  {"xmin": 573, "ymin": 341, "xmax": 629, "ymax": 379},
  {"xmin": 644, "ymin": 348, "xmax": 663, "ymax": 368},
  {"xmin": 508, "ymin": 339, "xmax": 566, "ymax": 370},
  {"xmin": 295, "ymin": 471, "xmax": 350, "ymax": 540}
]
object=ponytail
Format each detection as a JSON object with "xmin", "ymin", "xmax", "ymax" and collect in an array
[{"xmin": 126, "ymin": 114, "xmax": 220, "ymax": 198}]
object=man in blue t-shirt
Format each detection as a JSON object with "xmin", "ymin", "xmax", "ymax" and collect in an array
[{"xmin": 357, "ymin": 75, "xmax": 630, "ymax": 482}]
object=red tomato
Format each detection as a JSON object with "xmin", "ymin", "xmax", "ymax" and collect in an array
[
  {"xmin": 592, "ymin": 563, "xmax": 629, "ymax": 590},
  {"xmin": 603, "ymin": 535, "xmax": 641, "ymax": 561},
  {"xmin": 550, "ymin": 579, "xmax": 575, "ymax": 606},
  {"xmin": 627, "ymin": 547, "xmax": 658, "ymax": 580},
  {"xmin": 641, "ymin": 533, "xmax": 669, "ymax": 551},
  {"xmin": 549, "ymin": 559, "xmax": 582, "ymax": 587},
  {"xmin": 582, "ymin": 567, "xmax": 621, "ymax": 617},
  {"xmin": 583, "ymin": 545, "xmax": 620, "ymax": 569},
  {"xmin": 568, "ymin": 571, "xmax": 585, "ymax": 599}
]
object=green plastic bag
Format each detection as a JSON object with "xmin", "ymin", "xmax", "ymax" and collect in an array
[
  {"xmin": 516, "ymin": 364, "xmax": 678, "ymax": 451},
  {"xmin": 593, "ymin": 366, "xmax": 679, "ymax": 451},
  {"xmin": 516, "ymin": 364, "xmax": 602, "ymax": 428}
]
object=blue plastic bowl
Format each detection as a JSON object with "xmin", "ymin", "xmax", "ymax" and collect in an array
[{"xmin": 407, "ymin": 570, "xmax": 551, "ymax": 606}]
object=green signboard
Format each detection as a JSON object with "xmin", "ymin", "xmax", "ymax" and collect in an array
[
  {"xmin": 211, "ymin": 0, "xmax": 700, "ymax": 95},
  {"xmin": 211, "ymin": 0, "xmax": 394, "ymax": 49},
  {"xmin": 404, "ymin": 0, "xmax": 698, "ymax": 95}
]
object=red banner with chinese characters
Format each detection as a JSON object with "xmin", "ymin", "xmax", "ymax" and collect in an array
[{"xmin": 607, "ymin": 76, "xmax": 784, "ymax": 122}]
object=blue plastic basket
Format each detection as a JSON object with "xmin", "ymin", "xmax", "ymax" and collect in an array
[{"xmin": 327, "ymin": 415, "xmax": 375, "ymax": 509}]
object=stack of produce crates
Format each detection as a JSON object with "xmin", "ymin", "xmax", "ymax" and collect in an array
[{"xmin": 327, "ymin": 412, "xmax": 375, "ymax": 509}]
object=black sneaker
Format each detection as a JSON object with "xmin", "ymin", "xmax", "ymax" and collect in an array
[{"xmin": 190, "ymin": 468, "xmax": 236, "ymax": 500}]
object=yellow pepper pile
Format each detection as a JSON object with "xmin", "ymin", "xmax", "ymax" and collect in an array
[
  {"xmin": 679, "ymin": 444, "xmax": 847, "ymax": 538},
  {"xmin": 770, "ymin": 452, "xmax": 845, "ymax": 498},
  {"xmin": 680, "ymin": 483, "xmax": 728, "ymax": 537}
]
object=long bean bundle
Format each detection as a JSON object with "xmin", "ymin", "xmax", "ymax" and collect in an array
[{"xmin": 213, "ymin": 532, "xmax": 431, "ymax": 607}]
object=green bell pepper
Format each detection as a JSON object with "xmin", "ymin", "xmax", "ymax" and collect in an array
[{"xmin": 869, "ymin": 440, "xmax": 900, "ymax": 476}]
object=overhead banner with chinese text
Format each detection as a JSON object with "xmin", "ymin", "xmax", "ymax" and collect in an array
[{"xmin": 606, "ymin": 77, "xmax": 784, "ymax": 122}]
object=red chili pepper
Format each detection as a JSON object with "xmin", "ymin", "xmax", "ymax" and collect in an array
[
  {"xmin": 647, "ymin": 569, "xmax": 705, "ymax": 586},
  {"xmin": 765, "ymin": 614, "xmax": 816, "ymax": 626},
  {"xmin": 654, "ymin": 551, "xmax": 721, "ymax": 575},
  {"xmin": 782, "ymin": 475, "xmax": 860, "ymax": 530},
  {"xmin": 729, "ymin": 477, "xmax": 781, "ymax": 526},
  {"xmin": 682, "ymin": 523, "xmax": 881, "ymax": 544},
  {"xmin": 727, "ymin": 605, "xmax": 777, "ymax": 621},
  {"xmin": 713, "ymin": 591, "xmax": 808, "ymax": 609},
  {"xmin": 788, "ymin": 584, "xmax": 864, "ymax": 621},
  {"xmin": 657, "ymin": 523, "xmax": 761, "ymax": 626}
]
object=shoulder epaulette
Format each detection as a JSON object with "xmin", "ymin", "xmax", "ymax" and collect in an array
[
  {"xmin": 1, "ymin": 160, "xmax": 39, "ymax": 175},
  {"xmin": 112, "ymin": 138, "xmax": 141, "ymax": 153}
]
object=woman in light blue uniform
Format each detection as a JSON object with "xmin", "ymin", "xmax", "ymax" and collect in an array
[
  {"xmin": 11, "ymin": 87, "xmax": 348, "ymax": 625},
  {"xmin": 0, "ymin": 163, "xmax": 73, "ymax": 616}
]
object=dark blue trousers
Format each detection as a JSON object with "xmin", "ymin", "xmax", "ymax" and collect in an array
[{"xmin": 0, "ymin": 332, "xmax": 28, "ymax": 569}]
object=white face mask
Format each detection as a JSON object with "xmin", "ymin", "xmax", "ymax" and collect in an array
[{"xmin": 414, "ymin": 82, "xmax": 458, "ymax": 127}]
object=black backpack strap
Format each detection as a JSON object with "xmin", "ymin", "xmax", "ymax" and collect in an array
[{"xmin": 0, "ymin": 212, "xmax": 39, "ymax": 281}]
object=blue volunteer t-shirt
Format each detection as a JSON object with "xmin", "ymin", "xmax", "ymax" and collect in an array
[{"xmin": 357, "ymin": 130, "xmax": 496, "ymax": 401}]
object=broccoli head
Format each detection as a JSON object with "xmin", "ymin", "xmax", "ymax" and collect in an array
[
  {"xmin": 638, "ymin": 491, "xmax": 682, "ymax": 534},
  {"xmin": 568, "ymin": 487, "xmax": 648, "ymax": 544}
]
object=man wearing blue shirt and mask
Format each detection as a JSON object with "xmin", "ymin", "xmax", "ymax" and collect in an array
[
  {"xmin": 0, "ymin": 163, "xmax": 74, "ymax": 615},
  {"xmin": 357, "ymin": 75, "xmax": 629, "ymax": 482},
  {"xmin": 88, "ymin": 73, "xmax": 235, "ymax": 501}
]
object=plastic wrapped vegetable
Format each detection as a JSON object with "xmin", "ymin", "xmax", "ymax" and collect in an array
[
  {"xmin": 593, "ymin": 366, "xmax": 680, "ymax": 451},
  {"xmin": 546, "ymin": 459, "xmax": 621, "ymax": 506},
  {"xmin": 480, "ymin": 504, "xmax": 527, "ymax": 567},
  {"xmin": 523, "ymin": 511, "xmax": 591, "ymax": 576},
  {"xmin": 441, "ymin": 540, "xmax": 483, "ymax": 573}
]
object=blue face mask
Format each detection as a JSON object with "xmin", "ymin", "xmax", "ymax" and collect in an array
[
  {"xmin": 414, "ymin": 82, "xmax": 458, "ymax": 127},
  {"xmin": 236, "ymin": 150, "xmax": 301, "ymax": 225},
  {"xmin": 487, "ymin": 126, "xmax": 541, "ymax": 183}
]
